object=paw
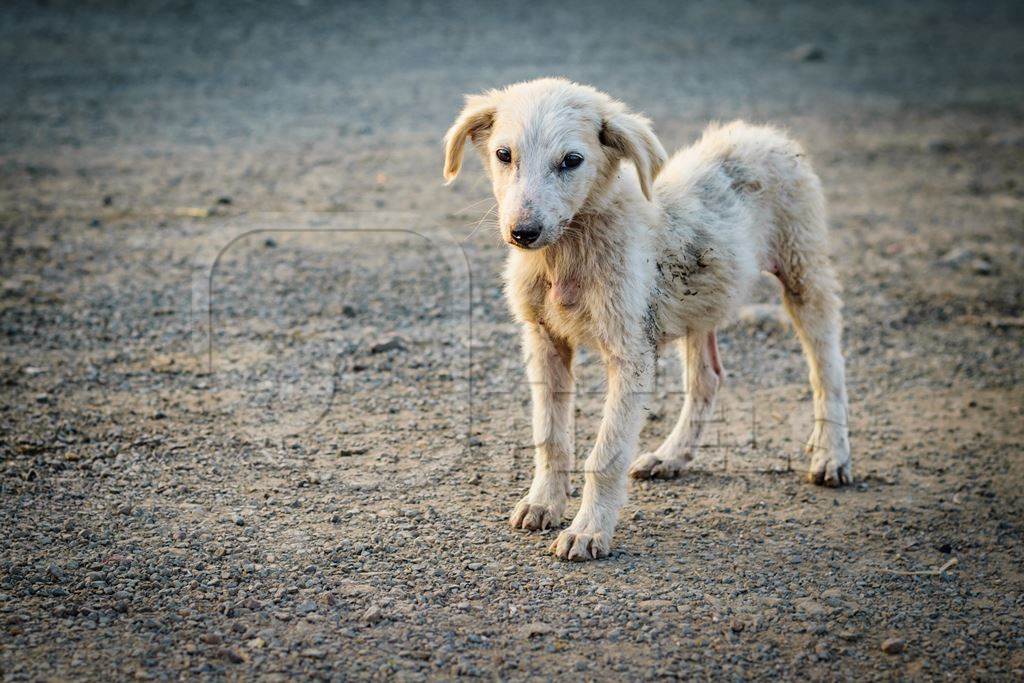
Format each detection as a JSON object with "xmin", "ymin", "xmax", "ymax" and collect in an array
[
  {"xmin": 807, "ymin": 454, "xmax": 852, "ymax": 487},
  {"xmin": 805, "ymin": 425, "xmax": 852, "ymax": 487},
  {"xmin": 629, "ymin": 452, "xmax": 689, "ymax": 480},
  {"xmin": 549, "ymin": 528, "xmax": 610, "ymax": 561},
  {"xmin": 509, "ymin": 498, "xmax": 563, "ymax": 531}
]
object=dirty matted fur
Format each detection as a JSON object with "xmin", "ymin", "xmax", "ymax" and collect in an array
[{"xmin": 443, "ymin": 78, "xmax": 851, "ymax": 561}]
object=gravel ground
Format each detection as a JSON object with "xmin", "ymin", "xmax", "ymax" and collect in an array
[{"xmin": 2, "ymin": 0, "xmax": 1023, "ymax": 679}]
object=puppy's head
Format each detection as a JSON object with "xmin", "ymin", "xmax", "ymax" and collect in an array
[{"xmin": 443, "ymin": 78, "xmax": 666, "ymax": 250}]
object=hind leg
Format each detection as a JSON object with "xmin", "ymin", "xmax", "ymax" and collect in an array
[
  {"xmin": 776, "ymin": 262, "xmax": 852, "ymax": 486},
  {"xmin": 629, "ymin": 330, "xmax": 722, "ymax": 480}
]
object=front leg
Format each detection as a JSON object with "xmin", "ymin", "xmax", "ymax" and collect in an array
[
  {"xmin": 551, "ymin": 348, "xmax": 654, "ymax": 560},
  {"xmin": 509, "ymin": 323, "xmax": 575, "ymax": 531}
]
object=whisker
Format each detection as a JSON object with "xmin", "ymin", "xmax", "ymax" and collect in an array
[
  {"xmin": 461, "ymin": 203, "xmax": 498, "ymax": 244},
  {"xmin": 450, "ymin": 195, "xmax": 497, "ymax": 216}
]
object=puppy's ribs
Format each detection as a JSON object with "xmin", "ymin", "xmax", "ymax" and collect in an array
[{"xmin": 656, "ymin": 246, "xmax": 712, "ymax": 297}]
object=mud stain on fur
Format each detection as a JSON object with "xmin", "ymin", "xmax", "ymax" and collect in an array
[{"xmin": 657, "ymin": 242, "xmax": 713, "ymax": 297}]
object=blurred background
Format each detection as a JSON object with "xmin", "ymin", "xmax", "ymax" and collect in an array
[{"xmin": 2, "ymin": 0, "xmax": 1022, "ymax": 213}]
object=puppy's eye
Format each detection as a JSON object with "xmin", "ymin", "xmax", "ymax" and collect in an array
[
  {"xmin": 495, "ymin": 147, "xmax": 512, "ymax": 164},
  {"xmin": 560, "ymin": 152, "xmax": 584, "ymax": 171}
]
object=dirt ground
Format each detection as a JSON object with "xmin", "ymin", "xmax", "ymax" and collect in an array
[{"xmin": 2, "ymin": 0, "xmax": 1023, "ymax": 680}]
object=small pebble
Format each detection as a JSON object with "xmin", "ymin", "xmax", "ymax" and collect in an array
[
  {"xmin": 789, "ymin": 43, "xmax": 825, "ymax": 62},
  {"xmin": 881, "ymin": 637, "xmax": 906, "ymax": 655}
]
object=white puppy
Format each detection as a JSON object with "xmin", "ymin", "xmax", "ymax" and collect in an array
[{"xmin": 444, "ymin": 78, "xmax": 850, "ymax": 561}]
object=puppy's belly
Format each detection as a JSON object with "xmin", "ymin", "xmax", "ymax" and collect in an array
[
  {"xmin": 656, "ymin": 255, "xmax": 748, "ymax": 337},
  {"xmin": 658, "ymin": 290, "xmax": 732, "ymax": 339}
]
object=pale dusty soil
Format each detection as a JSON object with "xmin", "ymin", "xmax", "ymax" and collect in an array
[{"xmin": 1, "ymin": 1, "xmax": 1023, "ymax": 680}]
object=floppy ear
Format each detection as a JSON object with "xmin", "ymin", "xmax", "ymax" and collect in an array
[
  {"xmin": 443, "ymin": 92, "xmax": 498, "ymax": 184},
  {"xmin": 599, "ymin": 105, "xmax": 667, "ymax": 201}
]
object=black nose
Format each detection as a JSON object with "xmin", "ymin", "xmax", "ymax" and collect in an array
[{"xmin": 510, "ymin": 221, "xmax": 542, "ymax": 247}]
